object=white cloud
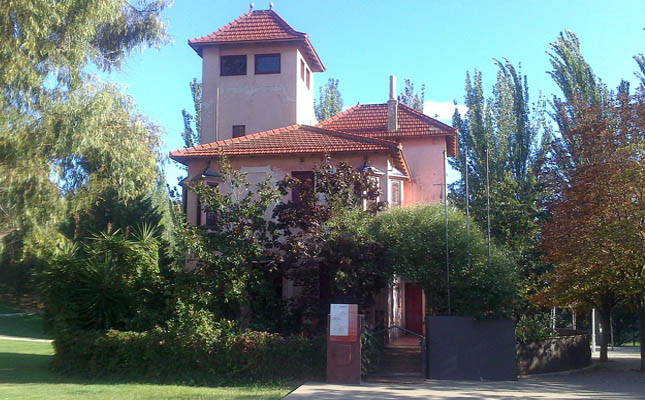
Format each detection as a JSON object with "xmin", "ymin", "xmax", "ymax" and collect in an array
[{"xmin": 423, "ymin": 101, "xmax": 467, "ymax": 124}]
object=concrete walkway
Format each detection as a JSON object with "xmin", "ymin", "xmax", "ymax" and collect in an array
[{"xmin": 285, "ymin": 348, "xmax": 645, "ymax": 399}]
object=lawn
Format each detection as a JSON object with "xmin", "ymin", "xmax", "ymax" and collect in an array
[
  {"xmin": 0, "ymin": 313, "xmax": 51, "ymax": 339},
  {"xmin": 0, "ymin": 303, "xmax": 20, "ymax": 314},
  {"xmin": 0, "ymin": 339, "xmax": 293, "ymax": 399}
]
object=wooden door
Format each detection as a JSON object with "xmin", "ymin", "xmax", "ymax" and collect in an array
[{"xmin": 405, "ymin": 283, "xmax": 423, "ymax": 335}]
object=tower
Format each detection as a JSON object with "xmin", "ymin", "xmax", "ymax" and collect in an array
[{"xmin": 188, "ymin": 6, "xmax": 325, "ymax": 143}]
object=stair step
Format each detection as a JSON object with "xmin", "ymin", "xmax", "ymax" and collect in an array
[{"xmin": 367, "ymin": 335, "xmax": 425, "ymax": 383}]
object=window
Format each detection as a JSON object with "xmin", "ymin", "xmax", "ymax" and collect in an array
[
  {"xmin": 205, "ymin": 183, "xmax": 218, "ymax": 227},
  {"xmin": 306, "ymin": 68, "xmax": 311, "ymax": 89},
  {"xmin": 364, "ymin": 176, "xmax": 381, "ymax": 211},
  {"xmin": 291, "ymin": 171, "xmax": 314, "ymax": 205},
  {"xmin": 196, "ymin": 196, "xmax": 202, "ymax": 225},
  {"xmin": 232, "ymin": 125, "xmax": 245, "ymax": 138},
  {"xmin": 390, "ymin": 180, "xmax": 402, "ymax": 208},
  {"xmin": 220, "ymin": 55, "xmax": 246, "ymax": 76},
  {"xmin": 255, "ymin": 53, "xmax": 280, "ymax": 74},
  {"xmin": 182, "ymin": 187, "xmax": 187, "ymax": 215},
  {"xmin": 300, "ymin": 60, "xmax": 305, "ymax": 81}
]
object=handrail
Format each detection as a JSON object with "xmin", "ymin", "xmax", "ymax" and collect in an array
[
  {"xmin": 369, "ymin": 325, "xmax": 427, "ymax": 379},
  {"xmin": 373, "ymin": 325, "xmax": 424, "ymax": 340}
]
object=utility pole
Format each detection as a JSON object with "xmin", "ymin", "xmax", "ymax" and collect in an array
[
  {"xmin": 443, "ymin": 150, "xmax": 451, "ymax": 315},
  {"xmin": 485, "ymin": 148, "xmax": 491, "ymax": 266},
  {"xmin": 465, "ymin": 150, "xmax": 471, "ymax": 267}
]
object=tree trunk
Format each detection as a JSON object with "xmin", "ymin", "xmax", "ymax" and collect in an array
[
  {"xmin": 599, "ymin": 309, "xmax": 611, "ymax": 362},
  {"xmin": 639, "ymin": 307, "xmax": 645, "ymax": 372}
]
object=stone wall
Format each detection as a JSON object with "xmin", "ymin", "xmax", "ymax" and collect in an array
[{"xmin": 516, "ymin": 332, "xmax": 591, "ymax": 375}]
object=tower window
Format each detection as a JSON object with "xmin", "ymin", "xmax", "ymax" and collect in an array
[
  {"xmin": 232, "ymin": 125, "xmax": 246, "ymax": 138},
  {"xmin": 301, "ymin": 60, "xmax": 305, "ymax": 81},
  {"xmin": 255, "ymin": 53, "xmax": 280, "ymax": 74},
  {"xmin": 306, "ymin": 68, "xmax": 311, "ymax": 89},
  {"xmin": 221, "ymin": 55, "xmax": 246, "ymax": 76}
]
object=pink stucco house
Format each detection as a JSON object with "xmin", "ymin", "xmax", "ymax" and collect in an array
[{"xmin": 170, "ymin": 7, "xmax": 457, "ymax": 335}]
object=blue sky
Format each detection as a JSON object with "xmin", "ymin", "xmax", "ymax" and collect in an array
[{"xmin": 103, "ymin": 0, "xmax": 645, "ymax": 186}]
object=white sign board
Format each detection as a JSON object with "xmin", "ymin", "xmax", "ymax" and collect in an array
[{"xmin": 330, "ymin": 304, "xmax": 349, "ymax": 336}]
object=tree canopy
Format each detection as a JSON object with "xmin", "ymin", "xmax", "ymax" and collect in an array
[
  {"xmin": 372, "ymin": 205, "xmax": 518, "ymax": 319},
  {"xmin": 314, "ymin": 78, "xmax": 343, "ymax": 122},
  {"xmin": 398, "ymin": 79, "xmax": 426, "ymax": 112},
  {"xmin": 0, "ymin": 1, "xmax": 170, "ymax": 264}
]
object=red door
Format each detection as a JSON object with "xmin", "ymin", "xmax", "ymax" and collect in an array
[{"xmin": 405, "ymin": 283, "xmax": 423, "ymax": 335}]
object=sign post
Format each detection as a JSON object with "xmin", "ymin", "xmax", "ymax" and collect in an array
[{"xmin": 326, "ymin": 304, "xmax": 361, "ymax": 384}]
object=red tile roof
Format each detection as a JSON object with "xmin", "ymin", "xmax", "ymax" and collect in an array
[
  {"xmin": 170, "ymin": 125, "xmax": 409, "ymax": 175},
  {"xmin": 317, "ymin": 103, "xmax": 458, "ymax": 156},
  {"xmin": 189, "ymin": 10, "xmax": 324, "ymax": 72}
]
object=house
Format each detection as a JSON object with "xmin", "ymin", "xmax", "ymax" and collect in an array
[{"xmin": 170, "ymin": 5, "xmax": 458, "ymax": 336}]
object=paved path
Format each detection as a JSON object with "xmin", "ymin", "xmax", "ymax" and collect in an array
[{"xmin": 285, "ymin": 348, "xmax": 645, "ymax": 399}]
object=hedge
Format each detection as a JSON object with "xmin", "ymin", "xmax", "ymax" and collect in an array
[{"xmin": 52, "ymin": 329, "xmax": 326, "ymax": 384}]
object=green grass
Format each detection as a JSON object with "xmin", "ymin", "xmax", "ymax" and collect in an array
[
  {"xmin": 0, "ymin": 304, "xmax": 20, "ymax": 314},
  {"xmin": 0, "ymin": 314, "xmax": 51, "ymax": 339},
  {"xmin": 0, "ymin": 339, "xmax": 293, "ymax": 400}
]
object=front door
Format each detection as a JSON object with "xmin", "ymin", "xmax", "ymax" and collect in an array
[{"xmin": 405, "ymin": 283, "xmax": 423, "ymax": 335}]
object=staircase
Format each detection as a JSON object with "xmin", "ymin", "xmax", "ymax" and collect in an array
[{"xmin": 368, "ymin": 335, "xmax": 425, "ymax": 383}]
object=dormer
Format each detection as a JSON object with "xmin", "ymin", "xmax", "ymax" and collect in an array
[{"xmin": 189, "ymin": 7, "xmax": 325, "ymax": 143}]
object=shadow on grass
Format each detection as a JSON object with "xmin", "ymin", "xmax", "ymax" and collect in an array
[
  {"xmin": 0, "ymin": 350, "xmax": 300, "ymax": 391},
  {"xmin": 0, "ymin": 352, "xmax": 90, "ymax": 385}
]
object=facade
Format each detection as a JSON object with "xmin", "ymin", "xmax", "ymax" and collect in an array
[{"xmin": 170, "ymin": 6, "xmax": 458, "ymax": 336}]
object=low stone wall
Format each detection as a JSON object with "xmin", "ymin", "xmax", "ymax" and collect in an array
[{"xmin": 516, "ymin": 332, "xmax": 591, "ymax": 375}]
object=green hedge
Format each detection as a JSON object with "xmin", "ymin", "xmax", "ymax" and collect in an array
[{"xmin": 52, "ymin": 329, "xmax": 326, "ymax": 384}]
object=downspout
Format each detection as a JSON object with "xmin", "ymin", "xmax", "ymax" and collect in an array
[{"xmin": 215, "ymin": 87, "xmax": 220, "ymax": 141}]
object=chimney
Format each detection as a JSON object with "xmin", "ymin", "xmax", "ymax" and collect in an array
[{"xmin": 387, "ymin": 75, "xmax": 398, "ymax": 132}]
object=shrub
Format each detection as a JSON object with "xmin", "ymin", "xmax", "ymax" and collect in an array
[
  {"xmin": 516, "ymin": 313, "xmax": 557, "ymax": 344},
  {"xmin": 40, "ymin": 225, "xmax": 170, "ymax": 334},
  {"xmin": 372, "ymin": 205, "xmax": 518, "ymax": 319},
  {"xmin": 52, "ymin": 327, "xmax": 326, "ymax": 384},
  {"xmin": 361, "ymin": 323, "xmax": 384, "ymax": 377}
]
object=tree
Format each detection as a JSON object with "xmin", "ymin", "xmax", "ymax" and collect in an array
[
  {"xmin": 0, "ymin": 1, "xmax": 169, "ymax": 266},
  {"xmin": 398, "ymin": 79, "xmax": 426, "ymax": 112},
  {"xmin": 537, "ymin": 31, "xmax": 629, "ymax": 363},
  {"xmin": 314, "ymin": 78, "xmax": 343, "ymax": 122},
  {"xmin": 40, "ymin": 225, "xmax": 168, "ymax": 334},
  {"xmin": 538, "ymin": 97, "xmax": 643, "ymax": 363},
  {"xmin": 272, "ymin": 158, "xmax": 387, "ymax": 334},
  {"xmin": 449, "ymin": 61, "xmax": 551, "ymax": 303},
  {"xmin": 183, "ymin": 158, "xmax": 282, "ymax": 331},
  {"xmin": 181, "ymin": 78, "xmax": 202, "ymax": 148},
  {"xmin": 371, "ymin": 205, "xmax": 518, "ymax": 318}
]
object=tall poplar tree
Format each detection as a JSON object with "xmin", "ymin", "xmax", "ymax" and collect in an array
[
  {"xmin": 398, "ymin": 79, "xmax": 426, "ymax": 112},
  {"xmin": 181, "ymin": 78, "xmax": 202, "ymax": 148},
  {"xmin": 449, "ymin": 61, "xmax": 550, "ymax": 281},
  {"xmin": 314, "ymin": 78, "xmax": 343, "ymax": 122}
]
